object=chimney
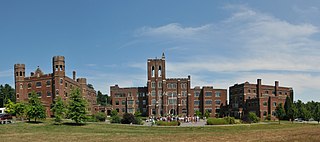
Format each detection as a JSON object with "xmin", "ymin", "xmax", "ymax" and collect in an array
[
  {"xmin": 275, "ymin": 81, "xmax": 279, "ymax": 96},
  {"xmin": 257, "ymin": 79, "xmax": 262, "ymax": 97},
  {"xmin": 31, "ymin": 72, "xmax": 34, "ymax": 76},
  {"xmin": 73, "ymin": 71, "xmax": 76, "ymax": 81}
]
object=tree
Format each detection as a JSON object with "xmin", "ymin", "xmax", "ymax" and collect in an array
[
  {"xmin": 87, "ymin": 84, "xmax": 94, "ymax": 90},
  {"xmin": 204, "ymin": 110, "xmax": 211, "ymax": 118},
  {"xmin": 51, "ymin": 96, "xmax": 66, "ymax": 124},
  {"xmin": 14, "ymin": 102, "xmax": 27, "ymax": 120},
  {"xmin": 314, "ymin": 103, "xmax": 320, "ymax": 124},
  {"xmin": 97, "ymin": 91, "xmax": 107, "ymax": 106},
  {"xmin": 111, "ymin": 109, "xmax": 118, "ymax": 117},
  {"xmin": 247, "ymin": 112, "xmax": 259, "ymax": 123},
  {"xmin": 0, "ymin": 84, "xmax": 15, "ymax": 108},
  {"xmin": 195, "ymin": 110, "xmax": 202, "ymax": 117},
  {"xmin": 284, "ymin": 97, "xmax": 298, "ymax": 122},
  {"xmin": 4, "ymin": 99, "xmax": 15, "ymax": 115},
  {"xmin": 26, "ymin": 92, "xmax": 46, "ymax": 122},
  {"xmin": 275, "ymin": 103, "xmax": 286, "ymax": 124},
  {"xmin": 302, "ymin": 107, "xmax": 311, "ymax": 122},
  {"xmin": 67, "ymin": 88, "xmax": 88, "ymax": 124}
]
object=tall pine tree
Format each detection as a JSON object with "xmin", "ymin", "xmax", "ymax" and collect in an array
[{"xmin": 67, "ymin": 88, "xmax": 87, "ymax": 124}]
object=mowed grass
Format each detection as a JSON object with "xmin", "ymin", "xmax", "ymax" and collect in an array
[{"xmin": 0, "ymin": 121, "xmax": 320, "ymax": 142}]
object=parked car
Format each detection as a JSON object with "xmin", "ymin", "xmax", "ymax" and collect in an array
[
  {"xmin": 294, "ymin": 118, "xmax": 304, "ymax": 122},
  {"xmin": 0, "ymin": 114, "xmax": 12, "ymax": 120}
]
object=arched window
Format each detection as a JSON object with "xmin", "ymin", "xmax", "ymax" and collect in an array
[
  {"xmin": 20, "ymin": 71, "xmax": 22, "ymax": 76},
  {"xmin": 151, "ymin": 66, "xmax": 155, "ymax": 77},
  {"xmin": 158, "ymin": 66, "xmax": 162, "ymax": 77}
]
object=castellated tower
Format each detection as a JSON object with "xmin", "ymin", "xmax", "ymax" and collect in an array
[
  {"xmin": 14, "ymin": 64, "xmax": 26, "ymax": 100},
  {"xmin": 147, "ymin": 53, "xmax": 166, "ymax": 116},
  {"xmin": 52, "ymin": 56, "xmax": 66, "ymax": 100}
]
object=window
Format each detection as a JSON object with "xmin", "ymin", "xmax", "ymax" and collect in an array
[
  {"xmin": 273, "ymin": 102, "xmax": 277, "ymax": 107},
  {"xmin": 60, "ymin": 78, "xmax": 63, "ymax": 84},
  {"xmin": 143, "ymin": 108, "xmax": 147, "ymax": 113},
  {"xmin": 151, "ymin": 99, "xmax": 156, "ymax": 105},
  {"xmin": 28, "ymin": 83, "xmax": 32, "ymax": 89},
  {"xmin": 143, "ymin": 100, "xmax": 146, "ymax": 105},
  {"xmin": 205, "ymin": 100, "xmax": 212, "ymax": 105},
  {"xmin": 127, "ymin": 108, "xmax": 134, "ymax": 113},
  {"xmin": 206, "ymin": 109, "xmax": 212, "ymax": 113},
  {"xmin": 215, "ymin": 100, "xmax": 221, "ymax": 105},
  {"xmin": 37, "ymin": 92, "xmax": 42, "ymax": 97},
  {"xmin": 20, "ymin": 84, "xmax": 23, "ymax": 89},
  {"xmin": 158, "ymin": 91, "xmax": 162, "ymax": 97},
  {"xmin": 136, "ymin": 100, "xmax": 139, "ymax": 105},
  {"xmin": 46, "ymin": 80, "xmax": 51, "ymax": 86},
  {"xmin": 17, "ymin": 93, "xmax": 19, "ymax": 99},
  {"xmin": 128, "ymin": 100, "xmax": 134, "ymax": 105},
  {"xmin": 205, "ymin": 92, "xmax": 212, "ymax": 97},
  {"xmin": 152, "ymin": 109, "xmax": 156, "ymax": 115},
  {"xmin": 182, "ymin": 99, "xmax": 186, "ymax": 105},
  {"xmin": 263, "ymin": 111, "xmax": 267, "ymax": 116},
  {"xmin": 151, "ymin": 82, "xmax": 156, "ymax": 88},
  {"xmin": 182, "ymin": 91, "xmax": 187, "ymax": 97},
  {"xmin": 172, "ymin": 83, "xmax": 177, "ymax": 89},
  {"xmin": 122, "ymin": 108, "xmax": 125, "ymax": 113},
  {"xmin": 215, "ymin": 92, "xmax": 221, "ymax": 97},
  {"xmin": 194, "ymin": 91, "xmax": 200, "ymax": 97},
  {"xmin": 272, "ymin": 111, "xmax": 276, "ymax": 116},
  {"xmin": 116, "ymin": 108, "xmax": 119, "ymax": 112},
  {"xmin": 122, "ymin": 100, "xmax": 126, "ymax": 105},
  {"xmin": 47, "ymin": 92, "xmax": 51, "ymax": 97},
  {"xmin": 56, "ymin": 89, "xmax": 59, "ymax": 95},
  {"xmin": 194, "ymin": 100, "xmax": 200, "ymax": 106},
  {"xmin": 116, "ymin": 101, "xmax": 119, "ymax": 105},
  {"xmin": 151, "ymin": 91, "xmax": 156, "ymax": 96},
  {"xmin": 28, "ymin": 93, "xmax": 31, "ymax": 98},
  {"xmin": 158, "ymin": 82, "xmax": 162, "ymax": 88},
  {"xmin": 128, "ymin": 92, "xmax": 132, "ymax": 97},
  {"xmin": 158, "ymin": 66, "xmax": 162, "ymax": 77},
  {"xmin": 263, "ymin": 102, "xmax": 267, "ymax": 106},
  {"xmin": 151, "ymin": 66, "xmax": 155, "ymax": 77},
  {"xmin": 181, "ymin": 83, "xmax": 187, "ymax": 89},
  {"xmin": 182, "ymin": 108, "xmax": 187, "ymax": 114},
  {"xmin": 168, "ymin": 98, "xmax": 177, "ymax": 105},
  {"xmin": 172, "ymin": 92, "xmax": 177, "ymax": 97}
]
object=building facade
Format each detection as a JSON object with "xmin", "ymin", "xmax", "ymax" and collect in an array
[
  {"xmin": 14, "ymin": 56, "xmax": 97, "ymax": 116},
  {"xmin": 110, "ymin": 53, "xmax": 227, "ymax": 117},
  {"xmin": 222, "ymin": 79, "xmax": 293, "ymax": 120}
]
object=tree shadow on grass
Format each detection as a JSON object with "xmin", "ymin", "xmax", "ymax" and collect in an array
[
  {"xmin": 26, "ymin": 121, "xmax": 44, "ymax": 124},
  {"xmin": 62, "ymin": 122, "xmax": 86, "ymax": 126}
]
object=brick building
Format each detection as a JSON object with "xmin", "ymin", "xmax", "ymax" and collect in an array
[
  {"xmin": 14, "ymin": 56, "xmax": 97, "ymax": 116},
  {"xmin": 221, "ymin": 79, "xmax": 293, "ymax": 120},
  {"xmin": 110, "ymin": 53, "xmax": 227, "ymax": 117}
]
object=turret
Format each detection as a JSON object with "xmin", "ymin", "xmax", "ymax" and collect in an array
[
  {"xmin": 14, "ymin": 64, "xmax": 26, "ymax": 100},
  {"xmin": 52, "ymin": 56, "xmax": 65, "ymax": 99}
]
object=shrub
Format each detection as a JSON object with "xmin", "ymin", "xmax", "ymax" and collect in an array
[
  {"xmin": 207, "ymin": 118, "xmax": 228, "ymax": 125},
  {"xmin": 86, "ymin": 115, "xmax": 97, "ymax": 122},
  {"xmin": 121, "ymin": 113, "xmax": 135, "ymax": 124},
  {"xmin": 111, "ymin": 115, "xmax": 121, "ymax": 123},
  {"xmin": 244, "ymin": 112, "xmax": 260, "ymax": 123},
  {"xmin": 224, "ymin": 117, "xmax": 236, "ymax": 124},
  {"xmin": 95, "ymin": 112, "xmax": 106, "ymax": 122},
  {"xmin": 156, "ymin": 121, "xmax": 180, "ymax": 126}
]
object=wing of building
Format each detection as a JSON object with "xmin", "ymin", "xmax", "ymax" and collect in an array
[
  {"xmin": 14, "ymin": 56, "xmax": 97, "ymax": 116},
  {"xmin": 110, "ymin": 53, "xmax": 227, "ymax": 117}
]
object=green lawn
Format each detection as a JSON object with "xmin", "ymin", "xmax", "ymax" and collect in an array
[{"xmin": 0, "ymin": 120, "xmax": 319, "ymax": 142}]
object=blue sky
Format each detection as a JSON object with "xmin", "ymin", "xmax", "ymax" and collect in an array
[{"xmin": 1, "ymin": 0, "xmax": 320, "ymax": 102}]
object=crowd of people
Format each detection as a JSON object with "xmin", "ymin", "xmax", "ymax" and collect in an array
[{"xmin": 147, "ymin": 115, "xmax": 202, "ymax": 123}]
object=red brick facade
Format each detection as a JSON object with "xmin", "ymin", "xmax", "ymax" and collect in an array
[
  {"xmin": 110, "ymin": 53, "xmax": 227, "ymax": 117},
  {"xmin": 222, "ymin": 79, "xmax": 293, "ymax": 120},
  {"xmin": 14, "ymin": 56, "xmax": 97, "ymax": 117}
]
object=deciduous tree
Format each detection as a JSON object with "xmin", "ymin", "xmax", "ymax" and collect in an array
[
  {"xmin": 67, "ymin": 88, "xmax": 87, "ymax": 124},
  {"xmin": 51, "ymin": 96, "xmax": 66, "ymax": 124},
  {"xmin": 275, "ymin": 103, "xmax": 286, "ymax": 124},
  {"xmin": 26, "ymin": 92, "xmax": 46, "ymax": 122}
]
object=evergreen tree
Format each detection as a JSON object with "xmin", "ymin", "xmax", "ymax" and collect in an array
[
  {"xmin": 51, "ymin": 96, "xmax": 66, "ymax": 124},
  {"xmin": 284, "ymin": 96, "xmax": 298, "ymax": 122},
  {"xmin": 26, "ymin": 92, "xmax": 46, "ymax": 122},
  {"xmin": 67, "ymin": 88, "xmax": 88, "ymax": 124},
  {"xmin": 275, "ymin": 103, "xmax": 286, "ymax": 124},
  {"xmin": 314, "ymin": 103, "xmax": 320, "ymax": 124},
  {"xmin": 97, "ymin": 91, "xmax": 107, "ymax": 106},
  {"xmin": 0, "ymin": 84, "xmax": 15, "ymax": 108}
]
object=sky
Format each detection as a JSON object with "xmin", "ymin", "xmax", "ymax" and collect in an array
[{"xmin": 1, "ymin": 0, "xmax": 320, "ymax": 102}]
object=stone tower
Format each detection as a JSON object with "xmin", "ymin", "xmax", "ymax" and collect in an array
[
  {"xmin": 14, "ymin": 64, "xmax": 26, "ymax": 100},
  {"xmin": 147, "ymin": 53, "xmax": 166, "ymax": 116},
  {"xmin": 52, "ymin": 56, "xmax": 66, "ymax": 100}
]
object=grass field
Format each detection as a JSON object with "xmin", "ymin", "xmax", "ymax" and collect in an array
[{"xmin": 0, "ymin": 121, "xmax": 319, "ymax": 142}]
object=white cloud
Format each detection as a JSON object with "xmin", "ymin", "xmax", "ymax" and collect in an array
[{"xmin": 130, "ymin": 5, "xmax": 320, "ymax": 102}]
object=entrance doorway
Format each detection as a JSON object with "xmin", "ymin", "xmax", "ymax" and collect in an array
[{"xmin": 169, "ymin": 109, "xmax": 176, "ymax": 115}]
